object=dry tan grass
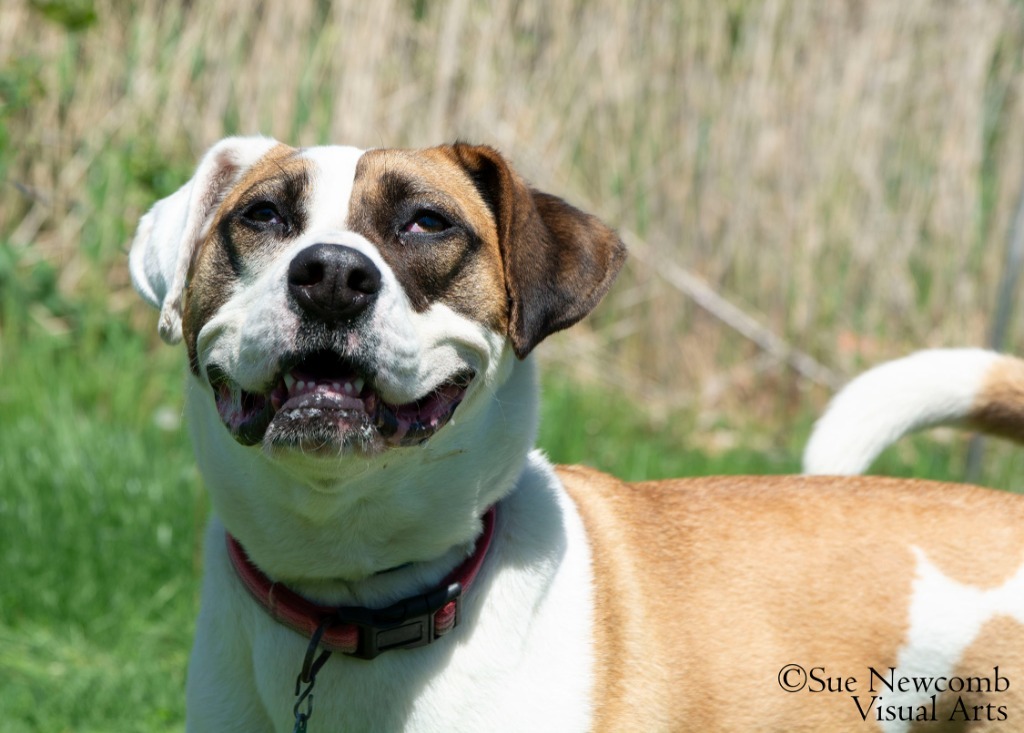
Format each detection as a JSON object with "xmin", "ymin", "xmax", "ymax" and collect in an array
[{"xmin": 5, "ymin": 0, "xmax": 1024, "ymax": 425}]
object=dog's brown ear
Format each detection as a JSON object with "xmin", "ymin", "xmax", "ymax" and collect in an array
[
  {"xmin": 129, "ymin": 136, "xmax": 280, "ymax": 344},
  {"xmin": 450, "ymin": 144, "xmax": 626, "ymax": 358}
]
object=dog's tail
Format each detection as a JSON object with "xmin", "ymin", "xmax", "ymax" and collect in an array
[{"xmin": 802, "ymin": 348, "xmax": 1024, "ymax": 475}]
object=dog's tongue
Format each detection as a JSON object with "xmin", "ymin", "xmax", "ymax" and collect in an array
[{"xmin": 271, "ymin": 372, "xmax": 366, "ymax": 412}]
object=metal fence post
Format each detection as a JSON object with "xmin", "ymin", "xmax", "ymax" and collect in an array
[{"xmin": 964, "ymin": 174, "xmax": 1024, "ymax": 484}]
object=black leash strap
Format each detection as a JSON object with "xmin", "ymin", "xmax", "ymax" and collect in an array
[{"xmin": 293, "ymin": 618, "xmax": 335, "ymax": 733}]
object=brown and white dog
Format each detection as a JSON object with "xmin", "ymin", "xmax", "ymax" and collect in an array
[
  {"xmin": 132, "ymin": 138, "xmax": 1024, "ymax": 732},
  {"xmin": 804, "ymin": 348, "xmax": 1024, "ymax": 475}
]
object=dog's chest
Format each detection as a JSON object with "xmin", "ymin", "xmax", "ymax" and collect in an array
[{"xmin": 190, "ymin": 472, "xmax": 597, "ymax": 732}]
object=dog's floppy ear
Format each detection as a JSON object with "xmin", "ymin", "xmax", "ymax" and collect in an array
[
  {"xmin": 450, "ymin": 144, "xmax": 626, "ymax": 358},
  {"xmin": 129, "ymin": 136, "xmax": 280, "ymax": 344}
]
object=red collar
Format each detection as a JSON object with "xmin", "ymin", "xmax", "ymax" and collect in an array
[{"xmin": 226, "ymin": 507, "xmax": 497, "ymax": 660}]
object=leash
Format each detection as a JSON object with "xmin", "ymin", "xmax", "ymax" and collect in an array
[
  {"xmin": 288, "ymin": 577, "xmax": 467, "ymax": 730},
  {"xmin": 293, "ymin": 619, "xmax": 333, "ymax": 733}
]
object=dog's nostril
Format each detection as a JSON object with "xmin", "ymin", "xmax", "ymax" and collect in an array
[
  {"xmin": 288, "ymin": 243, "xmax": 382, "ymax": 323},
  {"xmin": 289, "ymin": 260, "xmax": 325, "ymax": 287},
  {"xmin": 347, "ymin": 266, "xmax": 381, "ymax": 296}
]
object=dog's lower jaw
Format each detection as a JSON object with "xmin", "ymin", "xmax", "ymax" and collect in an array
[{"xmin": 183, "ymin": 354, "xmax": 540, "ymax": 589}]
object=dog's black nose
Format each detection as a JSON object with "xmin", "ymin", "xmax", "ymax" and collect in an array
[{"xmin": 288, "ymin": 244, "xmax": 382, "ymax": 323}]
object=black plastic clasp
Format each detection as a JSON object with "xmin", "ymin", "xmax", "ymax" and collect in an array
[{"xmin": 333, "ymin": 581, "xmax": 463, "ymax": 660}]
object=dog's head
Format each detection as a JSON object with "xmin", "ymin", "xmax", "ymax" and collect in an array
[{"xmin": 132, "ymin": 137, "xmax": 623, "ymax": 463}]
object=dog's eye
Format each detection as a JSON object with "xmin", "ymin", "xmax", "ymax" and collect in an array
[
  {"xmin": 402, "ymin": 210, "xmax": 451, "ymax": 235},
  {"xmin": 242, "ymin": 201, "xmax": 284, "ymax": 227}
]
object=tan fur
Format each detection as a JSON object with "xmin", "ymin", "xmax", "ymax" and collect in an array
[
  {"xmin": 561, "ymin": 468, "xmax": 1024, "ymax": 731},
  {"xmin": 938, "ymin": 617, "xmax": 1024, "ymax": 732},
  {"xmin": 969, "ymin": 355, "xmax": 1024, "ymax": 445}
]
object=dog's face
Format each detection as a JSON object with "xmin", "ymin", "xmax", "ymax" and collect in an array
[{"xmin": 130, "ymin": 138, "xmax": 623, "ymax": 556}]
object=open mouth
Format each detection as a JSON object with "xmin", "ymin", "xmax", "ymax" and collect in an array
[{"xmin": 208, "ymin": 350, "xmax": 473, "ymax": 452}]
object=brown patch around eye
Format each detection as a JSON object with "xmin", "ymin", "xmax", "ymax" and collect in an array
[
  {"xmin": 181, "ymin": 145, "xmax": 313, "ymax": 373},
  {"xmin": 347, "ymin": 149, "xmax": 508, "ymax": 333}
]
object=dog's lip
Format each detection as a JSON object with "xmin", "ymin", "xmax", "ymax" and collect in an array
[{"xmin": 207, "ymin": 353, "xmax": 474, "ymax": 449}]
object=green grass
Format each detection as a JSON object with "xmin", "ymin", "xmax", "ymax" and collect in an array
[
  {"xmin": 0, "ymin": 309, "xmax": 198, "ymax": 732},
  {"xmin": 538, "ymin": 373, "xmax": 1024, "ymax": 489},
  {"xmin": 538, "ymin": 377, "xmax": 802, "ymax": 479},
  {"xmin": 1, "ymin": 305, "xmax": 1020, "ymax": 731}
]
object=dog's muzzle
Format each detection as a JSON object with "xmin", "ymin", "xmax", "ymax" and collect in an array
[{"xmin": 206, "ymin": 244, "xmax": 474, "ymax": 453}]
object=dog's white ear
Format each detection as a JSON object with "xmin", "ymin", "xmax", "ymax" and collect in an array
[
  {"xmin": 447, "ymin": 144, "xmax": 627, "ymax": 358},
  {"xmin": 129, "ymin": 136, "xmax": 280, "ymax": 344}
]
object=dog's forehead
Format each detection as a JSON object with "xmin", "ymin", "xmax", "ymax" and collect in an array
[
  {"xmin": 295, "ymin": 145, "xmax": 364, "ymax": 222},
  {"xmin": 350, "ymin": 147, "xmax": 491, "ymax": 216},
  {"xmin": 306, "ymin": 145, "xmax": 494, "ymax": 233},
  {"xmin": 235, "ymin": 144, "xmax": 494, "ymax": 235}
]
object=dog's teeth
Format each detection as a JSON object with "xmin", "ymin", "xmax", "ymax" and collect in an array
[
  {"xmin": 283, "ymin": 374, "xmax": 296, "ymax": 392},
  {"xmin": 297, "ymin": 380, "xmax": 307, "ymax": 392},
  {"xmin": 353, "ymin": 378, "xmax": 365, "ymax": 393},
  {"xmin": 334, "ymin": 382, "xmax": 344, "ymax": 393},
  {"xmin": 344, "ymin": 382, "xmax": 353, "ymax": 395}
]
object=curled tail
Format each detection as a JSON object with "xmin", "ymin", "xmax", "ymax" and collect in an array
[{"xmin": 802, "ymin": 348, "xmax": 1024, "ymax": 475}]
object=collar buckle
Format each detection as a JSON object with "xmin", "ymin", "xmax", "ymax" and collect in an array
[{"xmin": 331, "ymin": 580, "xmax": 463, "ymax": 660}]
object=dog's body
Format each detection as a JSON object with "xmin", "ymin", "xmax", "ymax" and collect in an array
[
  {"xmin": 804, "ymin": 348, "xmax": 1024, "ymax": 475},
  {"xmin": 132, "ymin": 139, "xmax": 1024, "ymax": 731}
]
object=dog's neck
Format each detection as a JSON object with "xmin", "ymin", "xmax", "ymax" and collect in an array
[
  {"xmin": 218, "ymin": 509, "xmax": 493, "ymax": 614},
  {"xmin": 187, "ymin": 354, "xmax": 540, "ymax": 605}
]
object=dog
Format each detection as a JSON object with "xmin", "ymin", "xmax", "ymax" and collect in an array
[
  {"xmin": 803, "ymin": 348, "xmax": 1024, "ymax": 475},
  {"xmin": 132, "ymin": 138, "xmax": 1024, "ymax": 732}
]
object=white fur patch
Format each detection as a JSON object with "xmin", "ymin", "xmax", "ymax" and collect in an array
[{"xmin": 873, "ymin": 548, "xmax": 1024, "ymax": 733}]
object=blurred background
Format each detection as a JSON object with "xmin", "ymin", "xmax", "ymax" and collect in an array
[{"xmin": 4, "ymin": 1, "xmax": 1024, "ymax": 729}]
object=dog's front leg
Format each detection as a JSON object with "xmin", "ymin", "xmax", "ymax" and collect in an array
[{"xmin": 185, "ymin": 519, "xmax": 275, "ymax": 733}]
